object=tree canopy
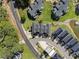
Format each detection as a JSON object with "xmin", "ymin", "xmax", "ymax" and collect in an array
[
  {"xmin": 0, "ymin": 4, "xmax": 23, "ymax": 59},
  {"xmin": 0, "ymin": 20, "xmax": 23, "ymax": 59},
  {"xmin": 0, "ymin": 7, "xmax": 7, "ymax": 20}
]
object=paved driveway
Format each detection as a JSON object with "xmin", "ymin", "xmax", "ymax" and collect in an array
[{"xmin": 30, "ymin": 37, "xmax": 74, "ymax": 59}]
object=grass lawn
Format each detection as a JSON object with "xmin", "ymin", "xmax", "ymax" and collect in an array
[
  {"xmin": 18, "ymin": 1, "xmax": 79, "ymax": 58},
  {"xmin": 19, "ymin": 8, "xmax": 33, "ymax": 30},
  {"xmin": 51, "ymin": 24, "xmax": 72, "ymax": 32},
  {"xmin": 37, "ymin": 2, "xmax": 52, "ymax": 23},
  {"xmin": 18, "ymin": 1, "xmax": 53, "ymax": 30},
  {"xmin": 18, "ymin": 0, "xmax": 79, "ymax": 31},
  {"xmin": 18, "ymin": 0, "xmax": 79, "ymax": 39},
  {"xmin": 22, "ymin": 44, "xmax": 36, "ymax": 59}
]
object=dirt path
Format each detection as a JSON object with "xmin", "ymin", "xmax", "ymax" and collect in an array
[
  {"xmin": 66, "ymin": 23, "xmax": 79, "ymax": 40},
  {"xmin": 2, "ymin": 0, "xmax": 22, "ymax": 39}
]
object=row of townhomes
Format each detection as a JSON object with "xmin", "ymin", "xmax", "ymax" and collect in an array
[
  {"xmin": 6, "ymin": 0, "xmax": 79, "ymax": 59},
  {"xmin": 51, "ymin": 28, "xmax": 79, "ymax": 58},
  {"xmin": 26, "ymin": 0, "xmax": 79, "ymax": 59},
  {"xmin": 30, "ymin": 22, "xmax": 79, "ymax": 59}
]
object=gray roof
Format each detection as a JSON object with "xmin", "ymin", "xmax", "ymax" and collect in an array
[
  {"xmin": 52, "ymin": 54, "xmax": 63, "ymax": 59},
  {"xmin": 59, "ymin": 2, "xmax": 64, "ymax": 10},
  {"xmin": 58, "ymin": 30, "xmax": 68, "ymax": 39},
  {"xmin": 55, "ymin": 37, "xmax": 61, "ymax": 42},
  {"xmin": 52, "ymin": 0, "xmax": 68, "ymax": 18},
  {"xmin": 76, "ymin": 4, "xmax": 79, "ymax": 11},
  {"xmin": 45, "ymin": 24, "xmax": 50, "ymax": 34},
  {"xmin": 28, "ymin": 0, "xmax": 43, "ymax": 18},
  {"xmin": 31, "ymin": 23, "xmax": 50, "ymax": 36},
  {"xmin": 61, "ymin": 34, "xmax": 72, "ymax": 43},
  {"xmin": 56, "ymin": 10, "xmax": 63, "ymax": 17},
  {"xmin": 36, "ymin": 24, "xmax": 39, "ymax": 33},
  {"xmin": 53, "ymin": 8, "xmax": 57, "ymax": 13},
  {"xmin": 53, "ymin": 28, "xmax": 63, "ymax": 36},
  {"xmin": 62, "ymin": 4, "xmax": 67, "ymax": 12},
  {"xmin": 28, "ymin": 6, "xmax": 37, "ymax": 18},
  {"xmin": 44, "ymin": 25, "xmax": 47, "ymax": 33},
  {"xmin": 35, "ymin": 0, "xmax": 43, "ymax": 3},
  {"xmin": 72, "ymin": 50, "xmax": 79, "ymax": 57},
  {"xmin": 66, "ymin": 38, "xmax": 77, "ymax": 47},
  {"xmin": 60, "ymin": 0, "xmax": 68, "ymax": 4},
  {"xmin": 40, "ymin": 24, "xmax": 44, "ymax": 34},
  {"xmin": 32, "ymin": 23, "xmax": 38, "ymax": 33},
  {"xmin": 71, "ymin": 43, "xmax": 79, "ymax": 52},
  {"xmin": 77, "ymin": 4, "xmax": 79, "ymax": 9},
  {"xmin": 55, "ymin": 4, "xmax": 61, "ymax": 10}
]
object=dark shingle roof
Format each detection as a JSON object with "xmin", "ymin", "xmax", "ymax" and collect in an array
[
  {"xmin": 52, "ymin": 0, "xmax": 68, "ymax": 19},
  {"xmin": 55, "ymin": 4, "xmax": 60, "ymax": 10},
  {"xmin": 58, "ymin": 30, "xmax": 68, "ymax": 40},
  {"xmin": 52, "ymin": 28, "xmax": 63, "ymax": 37},
  {"xmin": 60, "ymin": 0, "xmax": 68, "ymax": 4},
  {"xmin": 72, "ymin": 51, "xmax": 79, "ymax": 57},
  {"xmin": 31, "ymin": 23, "xmax": 37, "ymax": 34},
  {"xmin": 76, "ymin": 4, "xmax": 79, "ymax": 10},
  {"xmin": 71, "ymin": 43, "xmax": 79, "ymax": 52},
  {"xmin": 65, "ymin": 38, "xmax": 77, "ymax": 47},
  {"xmin": 55, "ymin": 10, "xmax": 63, "ymax": 17},
  {"xmin": 31, "ymin": 23, "xmax": 50, "ymax": 36},
  {"xmin": 28, "ymin": 0, "xmax": 43, "ymax": 19},
  {"xmin": 53, "ymin": 8, "xmax": 57, "ymax": 13},
  {"xmin": 61, "ymin": 34, "xmax": 72, "ymax": 43},
  {"xmin": 52, "ymin": 54, "xmax": 63, "ymax": 59},
  {"xmin": 40, "ymin": 24, "xmax": 44, "ymax": 34},
  {"xmin": 75, "ymin": 4, "xmax": 79, "ymax": 15}
]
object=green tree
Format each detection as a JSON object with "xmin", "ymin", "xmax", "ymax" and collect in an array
[
  {"xmin": 0, "ymin": 20, "xmax": 23, "ymax": 59},
  {"xmin": 0, "ymin": 5, "xmax": 23, "ymax": 59},
  {"xmin": 0, "ymin": 0, "xmax": 2, "ymax": 6},
  {"xmin": 0, "ymin": 47, "xmax": 13, "ymax": 59},
  {"xmin": 11, "ymin": 44, "xmax": 23, "ymax": 54},
  {"xmin": 0, "ymin": 7, "xmax": 7, "ymax": 20}
]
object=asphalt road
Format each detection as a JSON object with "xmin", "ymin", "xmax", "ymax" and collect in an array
[{"xmin": 8, "ymin": 1, "xmax": 41, "ymax": 59}]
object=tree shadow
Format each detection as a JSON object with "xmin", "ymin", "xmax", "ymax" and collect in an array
[
  {"xmin": 51, "ymin": 11, "xmax": 60, "ymax": 21},
  {"xmin": 75, "ymin": 4, "xmax": 79, "ymax": 16},
  {"xmin": 75, "ymin": 9, "xmax": 79, "ymax": 16},
  {"xmin": 13, "ymin": 0, "xmax": 29, "ymax": 9},
  {"xmin": 20, "ymin": 16, "xmax": 26, "ymax": 24},
  {"xmin": 27, "ymin": 11, "xmax": 36, "ymax": 21}
]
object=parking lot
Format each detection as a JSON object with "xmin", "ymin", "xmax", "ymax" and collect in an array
[{"xmin": 30, "ymin": 37, "xmax": 74, "ymax": 59}]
